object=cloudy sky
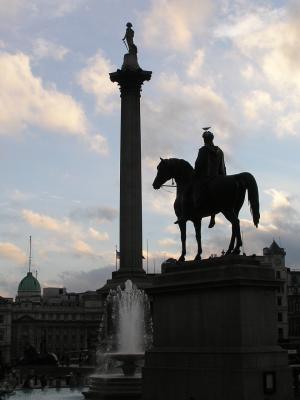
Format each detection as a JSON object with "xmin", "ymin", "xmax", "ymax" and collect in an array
[{"xmin": 0, "ymin": 0, "xmax": 299, "ymax": 297}]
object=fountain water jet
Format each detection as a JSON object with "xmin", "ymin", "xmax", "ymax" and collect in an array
[{"xmin": 83, "ymin": 280, "xmax": 152, "ymax": 399}]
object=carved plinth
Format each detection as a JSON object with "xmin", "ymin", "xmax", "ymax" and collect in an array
[{"xmin": 142, "ymin": 256, "xmax": 293, "ymax": 400}]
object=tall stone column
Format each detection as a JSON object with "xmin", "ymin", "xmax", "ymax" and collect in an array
[{"xmin": 110, "ymin": 37, "xmax": 151, "ymax": 274}]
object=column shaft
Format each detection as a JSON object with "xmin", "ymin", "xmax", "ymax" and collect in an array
[
  {"xmin": 119, "ymin": 89, "xmax": 142, "ymax": 270},
  {"xmin": 110, "ymin": 68, "xmax": 151, "ymax": 274}
]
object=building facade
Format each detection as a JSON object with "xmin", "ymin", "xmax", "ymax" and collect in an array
[
  {"xmin": 0, "ymin": 297, "xmax": 13, "ymax": 366},
  {"xmin": 287, "ymin": 271, "xmax": 300, "ymax": 350},
  {"xmin": 263, "ymin": 240, "xmax": 289, "ymax": 343},
  {"xmin": 0, "ymin": 271, "xmax": 103, "ymax": 366}
]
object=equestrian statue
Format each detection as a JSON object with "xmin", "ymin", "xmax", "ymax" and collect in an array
[{"xmin": 152, "ymin": 128, "xmax": 260, "ymax": 262}]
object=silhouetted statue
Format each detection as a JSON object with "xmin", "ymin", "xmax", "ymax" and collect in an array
[
  {"xmin": 122, "ymin": 22, "xmax": 140, "ymax": 71},
  {"xmin": 123, "ymin": 22, "xmax": 137, "ymax": 55},
  {"xmin": 194, "ymin": 128, "xmax": 226, "ymax": 228},
  {"xmin": 153, "ymin": 158, "xmax": 260, "ymax": 261},
  {"xmin": 175, "ymin": 128, "xmax": 226, "ymax": 228}
]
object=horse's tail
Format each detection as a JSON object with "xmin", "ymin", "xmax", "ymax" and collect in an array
[{"xmin": 239, "ymin": 172, "xmax": 260, "ymax": 227}]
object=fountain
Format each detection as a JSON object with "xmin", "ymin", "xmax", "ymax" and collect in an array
[{"xmin": 83, "ymin": 280, "xmax": 152, "ymax": 399}]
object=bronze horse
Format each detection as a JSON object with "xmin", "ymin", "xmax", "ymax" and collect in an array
[{"xmin": 153, "ymin": 158, "xmax": 260, "ymax": 261}]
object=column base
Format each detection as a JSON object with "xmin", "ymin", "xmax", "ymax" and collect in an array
[{"xmin": 97, "ymin": 268, "xmax": 153, "ymax": 294}]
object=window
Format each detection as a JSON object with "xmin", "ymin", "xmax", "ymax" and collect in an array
[
  {"xmin": 0, "ymin": 315, "xmax": 4, "ymax": 324},
  {"xmin": 278, "ymin": 328, "xmax": 283, "ymax": 340},
  {"xmin": 277, "ymin": 297, "xmax": 282, "ymax": 306},
  {"xmin": 276, "ymin": 271, "xmax": 281, "ymax": 279},
  {"xmin": 278, "ymin": 313, "xmax": 283, "ymax": 322},
  {"xmin": 0, "ymin": 329, "xmax": 5, "ymax": 341}
]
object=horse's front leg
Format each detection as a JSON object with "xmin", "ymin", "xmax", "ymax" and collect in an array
[
  {"xmin": 193, "ymin": 219, "xmax": 202, "ymax": 260},
  {"xmin": 177, "ymin": 221, "xmax": 186, "ymax": 262}
]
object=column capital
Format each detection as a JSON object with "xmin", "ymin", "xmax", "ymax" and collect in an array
[{"xmin": 110, "ymin": 68, "xmax": 152, "ymax": 96}]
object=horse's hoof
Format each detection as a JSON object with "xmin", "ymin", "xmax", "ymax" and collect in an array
[
  {"xmin": 194, "ymin": 255, "xmax": 201, "ymax": 261},
  {"xmin": 225, "ymin": 250, "xmax": 231, "ymax": 256},
  {"xmin": 232, "ymin": 249, "xmax": 241, "ymax": 255},
  {"xmin": 177, "ymin": 256, "xmax": 185, "ymax": 263}
]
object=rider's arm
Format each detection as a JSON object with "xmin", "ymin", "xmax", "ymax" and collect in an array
[{"xmin": 220, "ymin": 152, "xmax": 227, "ymax": 175}]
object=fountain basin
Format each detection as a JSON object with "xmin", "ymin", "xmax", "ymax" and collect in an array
[
  {"xmin": 83, "ymin": 373, "xmax": 142, "ymax": 399},
  {"xmin": 107, "ymin": 353, "xmax": 144, "ymax": 376}
]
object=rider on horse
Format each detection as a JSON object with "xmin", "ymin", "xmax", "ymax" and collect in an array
[
  {"xmin": 175, "ymin": 128, "xmax": 227, "ymax": 226},
  {"xmin": 194, "ymin": 128, "xmax": 227, "ymax": 228}
]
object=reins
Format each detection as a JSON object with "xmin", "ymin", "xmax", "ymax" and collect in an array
[{"xmin": 161, "ymin": 178, "xmax": 177, "ymax": 188}]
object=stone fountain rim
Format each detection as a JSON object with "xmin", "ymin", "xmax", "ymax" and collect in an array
[{"xmin": 105, "ymin": 352, "xmax": 144, "ymax": 359}]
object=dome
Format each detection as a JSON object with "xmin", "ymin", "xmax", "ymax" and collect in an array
[{"xmin": 18, "ymin": 272, "xmax": 41, "ymax": 296}]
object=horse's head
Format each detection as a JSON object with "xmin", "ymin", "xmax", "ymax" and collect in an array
[{"xmin": 153, "ymin": 158, "xmax": 173, "ymax": 189}]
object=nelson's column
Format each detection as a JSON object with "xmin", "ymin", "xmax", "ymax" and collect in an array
[{"xmin": 99, "ymin": 23, "xmax": 152, "ymax": 291}]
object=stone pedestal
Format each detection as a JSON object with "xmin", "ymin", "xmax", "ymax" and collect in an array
[{"xmin": 142, "ymin": 256, "xmax": 293, "ymax": 400}]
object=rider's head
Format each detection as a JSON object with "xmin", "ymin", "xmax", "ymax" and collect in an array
[{"xmin": 202, "ymin": 130, "xmax": 214, "ymax": 145}]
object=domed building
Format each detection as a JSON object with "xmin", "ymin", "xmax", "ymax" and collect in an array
[
  {"xmin": 17, "ymin": 271, "xmax": 41, "ymax": 302},
  {"xmin": 0, "ymin": 238, "xmax": 103, "ymax": 368}
]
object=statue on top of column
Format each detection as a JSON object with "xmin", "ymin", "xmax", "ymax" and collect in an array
[
  {"xmin": 122, "ymin": 22, "xmax": 140, "ymax": 71},
  {"xmin": 123, "ymin": 22, "xmax": 137, "ymax": 55}
]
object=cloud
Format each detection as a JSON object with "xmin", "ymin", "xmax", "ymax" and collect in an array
[
  {"xmin": 22, "ymin": 209, "xmax": 74, "ymax": 233},
  {"xmin": 265, "ymin": 189, "xmax": 291, "ymax": 209},
  {"xmin": 276, "ymin": 112, "xmax": 300, "ymax": 137},
  {"xmin": 165, "ymin": 224, "xmax": 178, "ymax": 234},
  {"xmin": 0, "ymin": 242, "xmax": 26, "ymax": 265},
  {"xmin": 55, "ymin": 266, "xmax": 113, "ymax": 293},
  {"xmin": 213, "ymin": 3, "xmax": 300, "ymax": 139},
  {"xmin": 0, "ymin": 52, "xmax": 87, "ymax": 135},
  {"xmin": 147, "ymin": 190, "xmax": 175, "ymax": 216},
  {"xmin": 89, "ymin": 228, "xmax": 109, "ymax": 241},
  {"xmin": 236, "ymin": 187, "xmax": 300, "ymax": 266},
  {"xmin": 9, "ymin": 189, "xmax": 33, "ymax": 203},
  {"xmin": 142, "ymin": 72, "xmax": 234, "ymax": 160},
  {"xmin": 21, "ymin": 209, "xmax": 109, "ymax": 260},
  {"xmin": 39, "ymin": 0, "xmax": 84, "ymax": 18},
  {"xmin": 187, "ymin": 49, "xmax": 205, "ymax": 78},
  {"xmin": 0, "ymin": 51, "xmax": 109, "ymax": 154},
  {"xmin": 77, "ymin": 51, "xmax": 118, "ymax": 113},
  {"xmin": 32, "ymin": 38, "xmax": 69, "ymax": 61},
  {"xmin": 84, "ymin": 133, "xmax": 109, "ymax": 155},
  {"xmin": 70, "ymin": 206, "xmax": 118, "ymax": 222},
  {"xmin": 158, "ymin": 238, "xmax": 177, "ymax": 247},
  {"xmin": 0, "ymin": 0, "xmax": 84, "ymax": 22},
  {"xmin": 73, "ymin": 240, "xmax": 95, "ymax": 257},
  {"xmin": 0, "ymin": 0, "xmax": 26, "ymax": 22},
  {"xmin": 215, "ymin": 4, "xmax": 300, "ymax": 92},
  {"xmin": 242, "ymin": 90, "xmax": 283, "ymax": 121},
  {"xmin": 142, "ymin": 0, "xmax": 212, "ymax": 51}
]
